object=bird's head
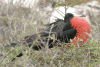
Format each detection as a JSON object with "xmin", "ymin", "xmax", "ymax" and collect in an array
[
  {"xmin": 64, "ymin": 13, "xmax": 86, "ymax": 23},
  {"xmin": 64, "ymin": 13, "xmax": 74, "ymax": 23}
]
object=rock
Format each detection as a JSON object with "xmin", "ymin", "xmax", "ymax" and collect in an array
[
  {"xmin": 50, "ymin": 6, "xmax": 80, "ymax": 23},
  {"xmin": 74, "ymin": 1, "xmax": 100, "ymax": 25},
  {"xmin": 50, "ymin": 1, "xmax": 100, "ymax": 25}
]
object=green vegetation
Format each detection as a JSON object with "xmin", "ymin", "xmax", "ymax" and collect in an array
[
  {"xmin": 54, "ymin": 0, "xmax": 92, "ymax": 7},
  {"xmin": 0, "ymin": 0, "xmax": 100, "ymax": 67}
]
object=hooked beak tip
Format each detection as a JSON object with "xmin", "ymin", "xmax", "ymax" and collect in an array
[{"xmin": 80, "ymin": 15, "xmax": 86, "ymax": 17}]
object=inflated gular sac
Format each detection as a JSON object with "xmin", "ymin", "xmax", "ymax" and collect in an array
[{"xmin": 69, "ymin": 17, "xmax": 90, "ymax": 46}]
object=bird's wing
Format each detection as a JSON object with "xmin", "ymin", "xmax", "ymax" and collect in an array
[
  {"xmin": 57, "ymin": 29, "xmax": 77, "ymax": 43},
  {"xmin": 23, "ymin": 19, "xmax": 73, "ymax": 49},
  {"xmin": 62, "ymin": 29, "xmax": 77, "ymax": 39},
  {"xmin": 45, "ymin": 19, "xmax": 69, "ymax": 36}
]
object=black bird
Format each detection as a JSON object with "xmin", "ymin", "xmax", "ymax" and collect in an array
[
  {"xmin": 10, "ymin": 13, "xmax": 90, "ymax": 61},
  {"xmin": 24, "ymin": 13, "xmax": 77, "ymax": 50},
  {"xmin": 10, "ymin": 13, "xmax": 76, "ymax": 61},
  {"xmin": 10, "ymin": 13, "xmax": 76, "ymax": 50}
]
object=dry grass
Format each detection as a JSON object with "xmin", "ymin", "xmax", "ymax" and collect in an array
[{"xmin": 0, "ymin": 0, "xmax": 100, "ymax": 67}]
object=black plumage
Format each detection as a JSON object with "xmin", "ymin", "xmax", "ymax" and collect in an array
[
  {"xmin": 24, "ymin": 13, "xmax": 76, "ymax": 50},
  {"xmin": 11, "ymin": 13, "xmax": 77, "ymax": 60}
]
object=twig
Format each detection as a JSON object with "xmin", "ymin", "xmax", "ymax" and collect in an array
[{"xmin": 46, "ymin": 24, "xmax": 54, "ymax": 47}]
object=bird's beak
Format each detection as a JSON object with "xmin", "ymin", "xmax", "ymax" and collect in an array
[{"xmin": 80, "ymin": 15, "xmax": 86, "ymax": 17}]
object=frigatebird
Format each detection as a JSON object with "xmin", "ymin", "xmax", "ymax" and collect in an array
[
  {"xmin": 24, "ymin": 13, "xmax": 77, "ymax": 50},
  {"xmin": 11, "ymin": 13, "xmax": 90, "ymax": 61}
]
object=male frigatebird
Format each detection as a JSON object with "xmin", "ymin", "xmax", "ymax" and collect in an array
[
  {"xmin": 24, "ymin": 13, "xmax": 76, "ymax": 50},
  {"xmin": 23, "ymin": 13, "xmax": 90, "ymax": 50},
  {"xmin": 11, "ymin": 13, "xmax": 90, "ymax": 61},
  {"xmin": 11, "ymin": 13, "xmax": 90, "ymax": 50}
]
